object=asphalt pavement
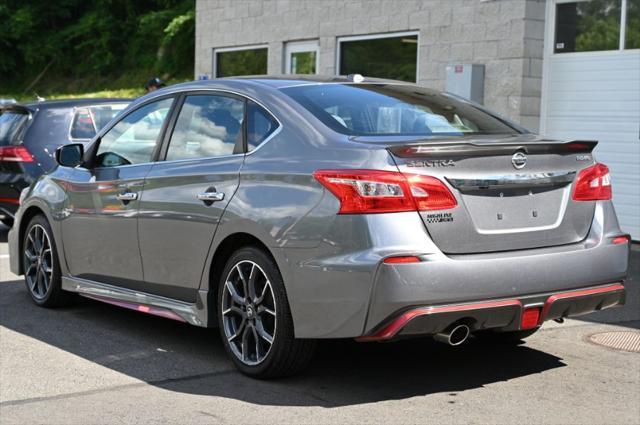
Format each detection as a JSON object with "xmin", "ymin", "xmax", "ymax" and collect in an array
[{"xmin": 1, "ymin": 224, "xmax": 639, "ymax": 424}]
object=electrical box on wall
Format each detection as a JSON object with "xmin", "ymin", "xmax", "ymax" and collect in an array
[{"xmin": 445, "ymin": 64, "xmax": 485, "ymax": 104}]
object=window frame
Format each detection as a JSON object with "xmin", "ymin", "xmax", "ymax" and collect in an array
[
  {"xmin": 550, "ymin": 0, "xmax": 638, "ymax": 56},
  {"xmin": 212, "ymin": 44, "xmax": 269, "ymax": 78},
  {"xmin": 156, "ymin": 89, "xmax": 282, "ymax": 163},
  {"xmin": 284, "ymin": 40, "xmax": 320, "ymax": 74},
  {"xmin": 335, "ymin": 31, "xmax": 420, "ymax": 83},
  {"xmin": 87, "ymin": 95, "xmax": 178, "ymax": 169}
]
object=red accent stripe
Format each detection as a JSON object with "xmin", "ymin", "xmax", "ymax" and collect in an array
[
  {"xmin": 357, "ymin": 299, "xmax": 522, "ymax": 342},
  {"xmin": 0, "ymin": 197, "xmax": 19, "ymax": 205},
  {"xmin": 81, "ymin": 294, "xmax": 187, "ymax": 323},
  {"xmin": 538, "ymin": 283, "xmax": 625, "ymax": 325}
]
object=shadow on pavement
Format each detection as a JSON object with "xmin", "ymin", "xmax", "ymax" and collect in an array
[
  {"xmin": 1, "ymin": 222, "xmax": 637, "ymax": 406},
  {"xmin": 0, "ymin": 279, "xmax": 565, "ymax": 407}
]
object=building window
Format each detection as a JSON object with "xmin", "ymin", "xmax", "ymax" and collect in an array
[
  {"xmin": 626, "ymin": 0, "xmax": 640, "ymax": 49},
  {"xmin": 555, "ymin": 0, "xmax": 639, "ymax": 53},
  {"xmin": 337, "ymin": 32, "xmax": 418, "ymax": 82},
  {"xmin": 285, "ymin": 40, "xmax": 319, "ymax": 74},
  {"xmin": 214, "ymin": 46, "xmax": 268, "ymax": 78}
]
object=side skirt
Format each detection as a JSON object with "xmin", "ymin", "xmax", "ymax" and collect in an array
[{"xmin": 61, "ymin": 276, "xmax": 210, "ymax": 327}]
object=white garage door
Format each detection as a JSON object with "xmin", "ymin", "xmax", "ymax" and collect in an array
[{"xmin": 541, "ymin": 0, "xmax": 640, "ymax": 240}]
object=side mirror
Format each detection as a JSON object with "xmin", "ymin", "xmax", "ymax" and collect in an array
[{"xmin": 55, "ymin": 143, "xmax": 84, "ymax": 168}]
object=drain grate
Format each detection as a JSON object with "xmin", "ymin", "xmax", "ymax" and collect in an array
[{"xmin": 589, "ymin": 331, "xmax": 640, "ymax": 353}]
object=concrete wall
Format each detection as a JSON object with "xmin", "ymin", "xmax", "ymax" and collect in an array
[{"xmin": 195, "ymin": 0, "xmax": 546, "ymax": 131}]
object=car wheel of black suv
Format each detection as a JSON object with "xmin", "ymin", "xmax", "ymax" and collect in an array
[
  {"xmin": 22, "ymin": 215, "xmax": 73, "ymax": 307},
  {"xmin": 217, "ymin": 246, "xmax": 316, "ymax": 378}
]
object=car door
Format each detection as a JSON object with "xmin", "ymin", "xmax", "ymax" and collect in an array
[
  {"xmin": 61, "ymin": 97, "xmax": 175, "ymax": 287},
  {"xmin": 137, "ymin": 93, "xmax": 246, "ymax": 302}
]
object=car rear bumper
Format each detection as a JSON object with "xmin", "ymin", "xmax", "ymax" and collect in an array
[
  {"xmin": 0, "ymin": 201, "xmax": 18, "ymax": 220},
  {"xmin": 1, "ymin": 170, "xmax": 35, "ymax": 221},
  {"xmin": 357, "ymin": 282, "xmax": 625, "ymax": 341},
  {"xmin": 363, "ymin": 232, "xmax": 629, "ymax": 335}
]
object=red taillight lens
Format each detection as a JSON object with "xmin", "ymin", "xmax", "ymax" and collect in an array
[
  {"xmin": 405, "ymin": 174, "xmax": 459, "ymax": 211},
  {"xmin": 0, "ymin": 145, "xmax": 34, "ymax": 162},
  {"xmin": 612, "ymin": 235, "xmax": 631, "ymax": 245},
  {"xmin": 314, "ymin": 169, "xmax": 457, "ymax": 214},
  {"xmin": 572, "ymin": 163, "xmax": 611, "ymax": 201},
  {"xmin": 521, "ymin": 307, "xmax": 541, "ymax": 330},
  {"xmin": 383, "ymin": 256, "xmax": 421, "ymax": 264}
]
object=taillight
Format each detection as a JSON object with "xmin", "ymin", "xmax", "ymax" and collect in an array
[
  {"xmin": 0, "ymin": 145, "xmax": 34, "ymax": 162},
  {"xmin": 313, "ymin": 169, "xmax": 457, "ymax": 214},
  {"xmin": 572, "ymin": 163, "xmax": 611, "ymax": 201}
]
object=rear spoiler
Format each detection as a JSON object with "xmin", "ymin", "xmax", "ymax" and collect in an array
[{"xmin": 388, "ymin": 140, "xmax": 598, "ymax": 158}]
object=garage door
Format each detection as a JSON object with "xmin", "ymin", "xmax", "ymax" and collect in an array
[{"xmin": 541, "ymin": 0, "xmax": 640, "ymax": 240}]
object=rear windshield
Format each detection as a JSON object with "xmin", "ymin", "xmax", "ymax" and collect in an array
[
  {"xmin": 70, "ymin": 104, "xmax": 128, "ymax": 140},
  {"xmin": 281, "ymin": 84, "xmax": 518, "ymax": 136},
  {"xmin": 0, "ymin": 110, "xmax": 30, "ymax": 146}
]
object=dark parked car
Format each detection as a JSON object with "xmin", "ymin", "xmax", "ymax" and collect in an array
[
  {"xmin": 0, "ymin": 99, "xmax": 129, "ymax": 226},
  {"xmin": 8, "ymin": 76, "xmax": 629, "ymax": 378}
]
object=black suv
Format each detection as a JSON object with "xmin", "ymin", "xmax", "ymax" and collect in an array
[{"xmin": 0, "ymin": 98, "xmax": 129, "ymax": 226}]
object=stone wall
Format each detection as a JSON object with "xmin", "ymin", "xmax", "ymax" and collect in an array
[{"xmin": 195, "ymin": 0, "xmax": 546, "ymax": 131}]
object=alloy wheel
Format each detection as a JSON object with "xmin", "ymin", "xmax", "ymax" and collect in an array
[
  {"xmin": 24, "ymin": 224, "xmax": 54, "ymax": 300},
  {"xmin": 221, "ymin": 260, "xmax": 277, "ymax": 366}
]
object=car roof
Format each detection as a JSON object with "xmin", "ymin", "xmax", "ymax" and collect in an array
[
  {"xmin": 166, "ymin": 75, "xmax": 412, "ymax": 91},
  {"xmin": 22, "ymin": 98, "xmax": 131, "ymax": 109}
]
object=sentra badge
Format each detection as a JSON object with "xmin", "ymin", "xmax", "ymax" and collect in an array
[{"xmin": 406, "ymin": 159, "xmax": 455, "ymax": 168}]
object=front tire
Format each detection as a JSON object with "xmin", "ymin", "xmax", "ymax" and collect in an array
[
  {"xmin": 217, "ymin": 247, "xmax": 316, "ymax": 378},
  {"xmin": 22, "ymin": 215, "xmax": 72, "ymax": 307}
]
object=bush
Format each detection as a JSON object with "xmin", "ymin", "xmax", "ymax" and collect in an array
[{"xmin": 0, "ymin": 0, "xmax": 195, "ymax": 97}]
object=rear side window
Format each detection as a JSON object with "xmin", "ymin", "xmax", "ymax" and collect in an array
[
  {"xmin": 281, "ymin": 84, "xmax": 517, "ymax": 137},
  {"xmin": 70, "ymin": 104, "xmax": 128, "ymax": 140},
  {"xmin": 166, "ymin": 95, "xmax": 244, "ymax": 161},
  {"xmin": 0, "ymin": 111, "xmax": 30, "ymax": 146},
  {"xmin": 246, "ymin": 101, "xmax": 278, "ymax": 152}
]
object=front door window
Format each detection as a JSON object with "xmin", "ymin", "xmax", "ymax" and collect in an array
[{"xmin": 96, "ymin": 98, "xmax": 173, "ymax": 167}]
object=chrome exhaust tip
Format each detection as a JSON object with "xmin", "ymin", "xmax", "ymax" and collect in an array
[{"xmin": 434, "ymin": 324, "xmax": 470, "ymax": 346}]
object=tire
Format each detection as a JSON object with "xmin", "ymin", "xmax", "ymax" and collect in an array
[
  {"xmin": 476, "ymin": 328, "xmax": 539, "ymax": 344},
  {"xmin": 22, "ymin": 214, "xmax": 73, "ymax": 307},
  {"xmin": 1, "ymin": 218, "xmax": 13, "ymax": 228},
  {"xmin": 217, "ymin": 246, "xmax": 316, "ymax": 378}
]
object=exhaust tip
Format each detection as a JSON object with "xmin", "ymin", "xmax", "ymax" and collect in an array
[{"xmin": 434, "ymin": 324, "xmax": 470, "ymax": 346}]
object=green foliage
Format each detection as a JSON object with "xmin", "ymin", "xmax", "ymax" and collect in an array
[
  {"xmin": 216, "ymin": 49, "xmax": 269, "ymax": 78},
  {"xmin": 574, "ymin": 0, "xmax": 622, "ymax": 52},
  {"xmin": 626, "ymin": 0, "xmax": 640, "ymax": 49},
  {"xmin": 0, "ymin": 0, "xmax": 194, "ymax": 97}
]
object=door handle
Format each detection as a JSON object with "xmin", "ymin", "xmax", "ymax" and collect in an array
[
  {"xmin": 116, "ymin": 192, "xmax": 138, "ymax": 202},
  {"xmin": 196, "ymin": 191, "xmax": 225, "ymax": 202}
]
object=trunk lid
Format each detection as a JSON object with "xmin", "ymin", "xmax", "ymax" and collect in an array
[{"xmin": 360, "ymin": 134, "xmax": 597, "ymax": 254}]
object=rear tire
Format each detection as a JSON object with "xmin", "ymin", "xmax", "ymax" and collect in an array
[
  {"xmin": 22, "ymin": 215, "xmax": 73, "ymax": 307},
  {"xmin": 217, "ymin": 246, "xmax": 316, "ymax": 379}
]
